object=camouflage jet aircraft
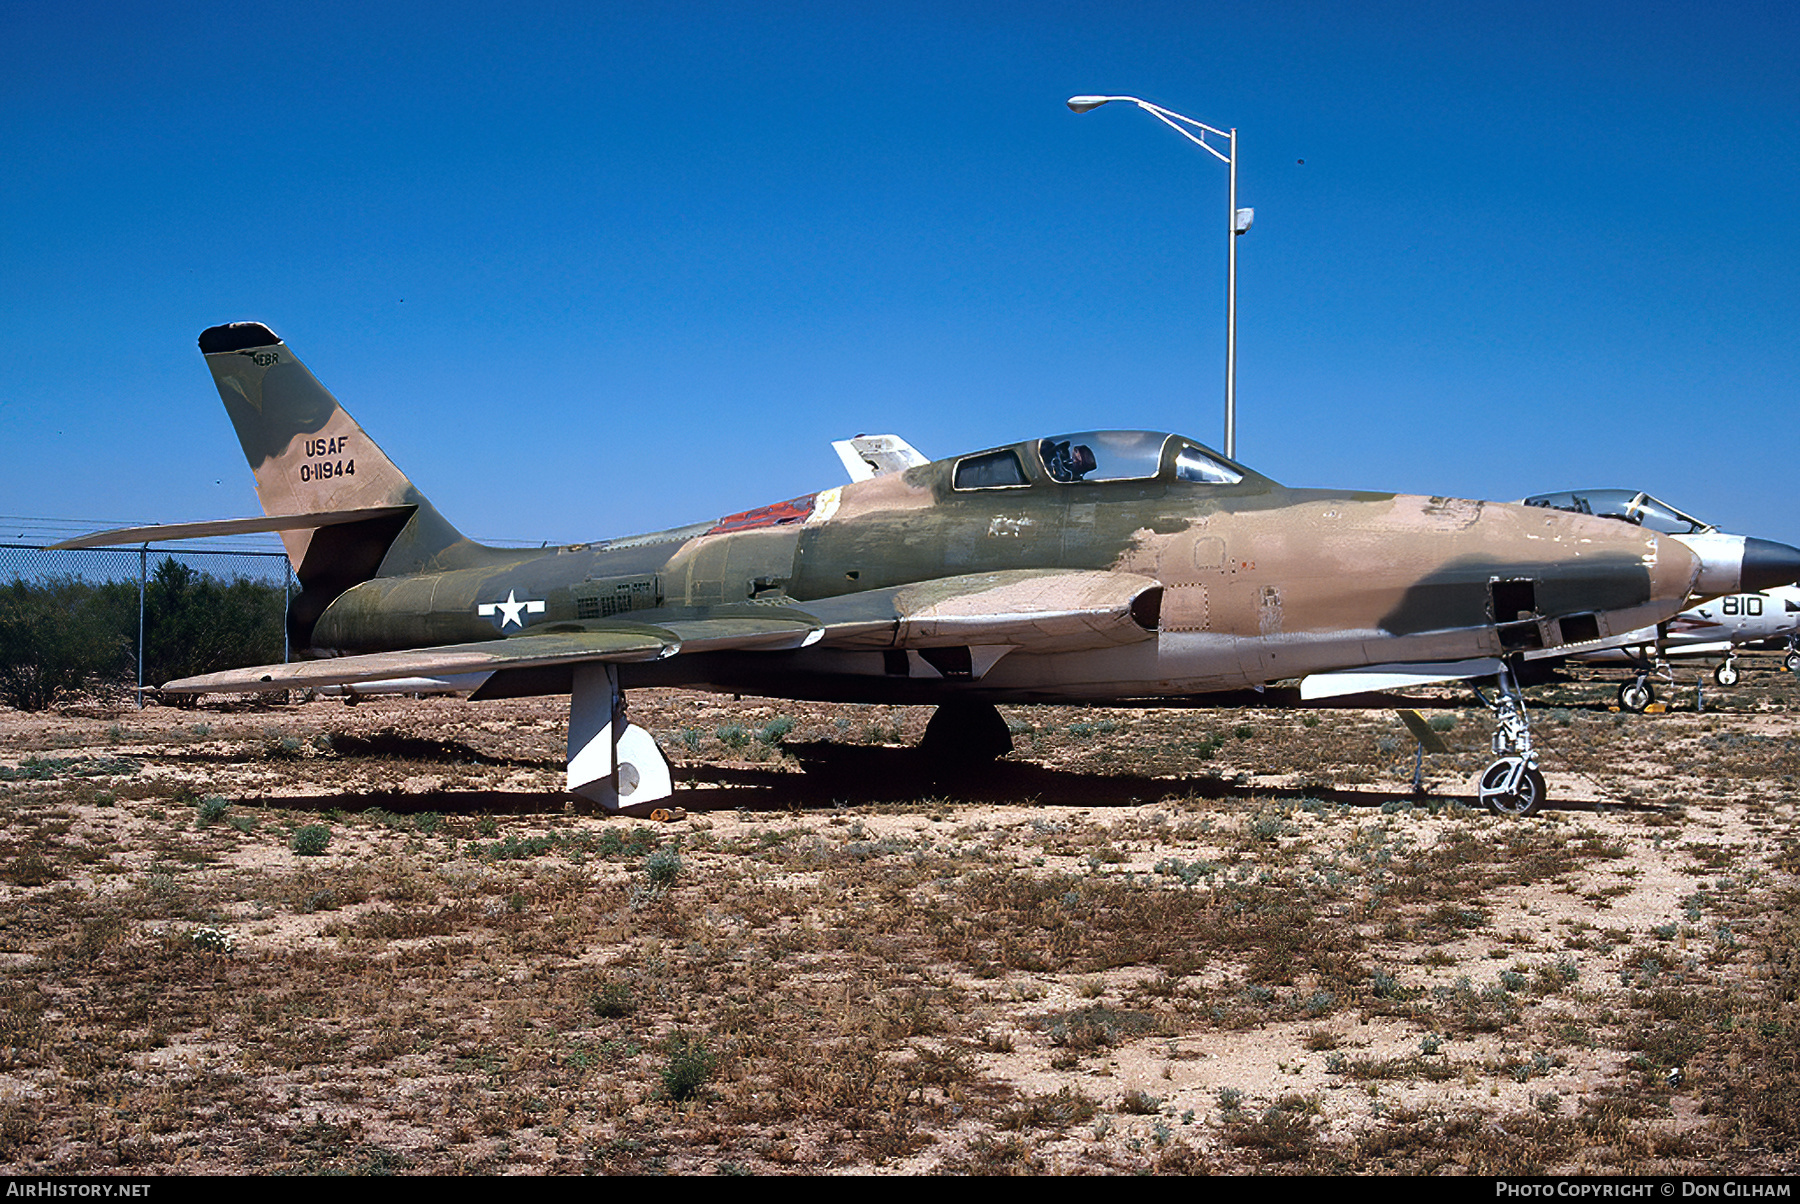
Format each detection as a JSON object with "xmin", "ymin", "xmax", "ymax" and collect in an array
[{"xmin": 61, "ymin": 323, "xmax": 1712, "ymax": 817}]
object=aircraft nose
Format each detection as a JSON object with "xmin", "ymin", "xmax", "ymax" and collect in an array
[
  {"xmin": 1742, "ymin": 537, "xmax": 1800, "ymax": 593},
  {"xmin": 1652, "ymin": 535, "xmax": 1702, "ymax": 609}
]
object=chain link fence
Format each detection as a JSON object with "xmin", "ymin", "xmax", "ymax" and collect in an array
[{"xmin": 0, "ymin": 541, "xmax": 293, "ymax": 707}]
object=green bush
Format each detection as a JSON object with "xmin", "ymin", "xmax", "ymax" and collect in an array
[
  {"xmin": 0, "ymin": 577, "xmax": 133, "ymax": 710},
  {"xmin": 141, "ymin": 559, "xmax": 285, "ymax": 686},
  {"xmin": 291, "ymin": 825, "xmax": 332, "ymax": 856},
  {"xmin": 0, "ymin": 559, "xmax": 284, "ymax": 710},
  {"xmin": 645, "ymin": 846, "xmax": 682, "ymax": 887},
  {"xmin": 756, "ymin": 716, "xmax": 796, "ymax": 746},
  {"xmin": 660, "ymin": 1034, "xmax": 715, "ymax": 1102},
  {"xmin": 588, "ymin": 981, "xmax": 635, "ymax": 1018}
]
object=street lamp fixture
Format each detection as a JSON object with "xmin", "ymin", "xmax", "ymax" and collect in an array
[{"xmin": 1067, "ymin": 94, "xmax": 1252, "ymax": 459}]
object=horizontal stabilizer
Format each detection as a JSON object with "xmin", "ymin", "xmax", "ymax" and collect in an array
[
  {"xmin": 1300, "ymin": 658, "xmax": 1504, "ymax": 700},
  {"xmin": 49, "ymin": 506, "xmax": 417, "ymax": 550}
]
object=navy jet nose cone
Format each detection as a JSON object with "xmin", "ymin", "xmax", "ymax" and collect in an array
[{"xmin": 1743, "ymin": 538, "xmax": 1800, "ymax": 593}]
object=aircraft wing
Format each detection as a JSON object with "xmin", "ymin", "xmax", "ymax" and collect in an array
[
  {"xmin": 162, "ymin": 569, "xmax": 1159, "ymax": 693},
  {"xmin": 160, "ymin": 618, "xmax": 817, "ymax": 694}
]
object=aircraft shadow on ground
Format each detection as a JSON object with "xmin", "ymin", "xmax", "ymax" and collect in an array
[
  {"xmin": 237, "ymin": 789, "xmax": 575, "ymax": 817},
  {"xmin": 173, "ymin": 731, "xmax": 555, "ymax": 768},
  {"xmin": 669, "ymin": 743, "xmax": 1662, "ymax": 818},
  {"xmin": 225, "ymin": 742, "xmax": 1666, "ymax": 819}
]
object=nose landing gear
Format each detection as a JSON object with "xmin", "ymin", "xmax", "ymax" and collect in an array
[
  {"xmin": 1618, "ymin": 675, "xmax": 1654, "ymax": 713},
  {"xmin": 1617, "ymin": 649, "xmax": 1677, "ymax": 713},
  {"xmin": 1480, "ymin": 758, "xmax": 1547, "ymax": 817},
  {"xmin": 1475, "ymin": 664, "xmax": 1546, "ymax": 817}
]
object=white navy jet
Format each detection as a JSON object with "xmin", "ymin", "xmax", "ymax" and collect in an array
[{"xmin": 1521, "ymin": 490, "xmax": 1800, "ymax": 710}]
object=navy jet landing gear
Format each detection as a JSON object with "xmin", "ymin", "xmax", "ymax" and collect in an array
[
  {"xmin": 1785, "ymin": 638, "xmax": 1800, "ymax": 674},
  {"xmin": 1618, "ymin": 652, "xmax": 1676, "ymax": 713},
  {"xmin": 920, "ymin": 700, "xmax": 1014, "ymax": 766},
  {"xmin": 1475, "ymin": 666, "xmax": 1546, "ymax": 817},
  {"xmin": 1713, "ymin": 657, "xmax": 1741, "ymax": 688},
  {"xmin": 567, "ymin": 663, "xmax": 673, "ymax": 814}
]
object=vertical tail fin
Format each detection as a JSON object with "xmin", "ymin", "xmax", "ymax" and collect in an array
[{"xmin": 198, "ymin": 322, "xmax": 495, "ymax": 642}]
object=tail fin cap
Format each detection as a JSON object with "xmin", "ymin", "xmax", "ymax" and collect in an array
[{"xmin": 198, "ymin": 323, "xmax": 282, "ymax": 354}]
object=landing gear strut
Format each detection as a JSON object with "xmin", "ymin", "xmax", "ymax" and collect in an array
[
  {"xmin": 1475, "ymin": 664, "xmax": 1546, "ymax": 817},
  {"xmin": 1617, "ymin": 645, "xmax": 1678, "ymax": 713},
  {"xmin": 567, "ymin": 663, "xmax": 673, "ymax": 813},
  {"xmin": 1712, "ymin": 657, "xmax": 1741, "ymax": 688}
]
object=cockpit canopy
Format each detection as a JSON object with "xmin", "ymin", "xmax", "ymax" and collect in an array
[
  {"xmin": 952, "ymin": 430, "xmax": 1247, "ymax": 491},
  {"xmin": 1522, "ymin": 489, "xmax": 1716, "ymax": 536}
]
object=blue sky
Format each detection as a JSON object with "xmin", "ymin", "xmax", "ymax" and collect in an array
[{"xmin": 4, "ymin": 0, "xmax": 1795, "ymax": 547}]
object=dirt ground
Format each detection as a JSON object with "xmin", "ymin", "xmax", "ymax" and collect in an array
[{"xmin": 2, "ymin": 656, "xmax": 1798, "ymax": 1174}]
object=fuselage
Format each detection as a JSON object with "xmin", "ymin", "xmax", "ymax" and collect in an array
[{"xmin": 306, "ymin": 431, "xmax": 1699, "ymax": 703}]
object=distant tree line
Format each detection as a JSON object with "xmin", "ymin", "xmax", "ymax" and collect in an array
[{"xmin": 0, "ymin": 558, "xmax": 285, "ymax": 710}]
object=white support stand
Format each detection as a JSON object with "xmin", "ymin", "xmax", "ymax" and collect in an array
[{"xmin": 567, "ymin": 662, "xmax": 674, "ymax": 812}]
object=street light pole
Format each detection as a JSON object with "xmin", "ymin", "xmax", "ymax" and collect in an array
[
  {"xmin": 1067, "ymin": 95, "xmax": 1251, "ymax": 460},
  {"xmin": 1225, "ymin": 122, "xmax": 1238, "ymax": 460}
]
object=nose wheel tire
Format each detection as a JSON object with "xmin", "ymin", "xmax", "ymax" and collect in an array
[
  {"xmin": 1479, "ymin": 758, "xmax": 1547, "ymax": 818},
  {"xmin": 1786, "ymin": 652, "xmax": 1800, "ymax": 673},
  {"xmin": 1618, "ymin": 680, "xmax": 1654, "ymax": 712},
  {"xmin": 1713, "ymin": 661, "xmax": 1740, "ymax": 687}
]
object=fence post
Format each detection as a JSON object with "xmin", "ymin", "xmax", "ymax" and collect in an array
[
  {"xmin": 284, "ymin": 560, "xmax": 292, "ymax": 664},
  {"xmin": 136, "ymin": 545, "xmax": 147, "ymax": 709}
]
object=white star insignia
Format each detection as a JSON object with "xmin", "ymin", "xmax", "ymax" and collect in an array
[{"xmin": 477, "ymin": 589, "xmax": 546, "ymax": 630}]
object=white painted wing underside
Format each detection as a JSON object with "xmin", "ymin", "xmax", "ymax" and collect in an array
[{"xmin": 1299, "ymin": 658, "xmax": 1506, "ymax": 700}]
